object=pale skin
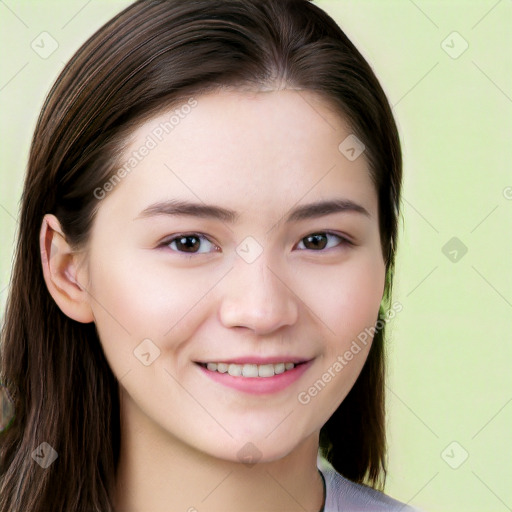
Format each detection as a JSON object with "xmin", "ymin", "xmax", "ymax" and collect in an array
[{"xmin": 40, "ymin": 88, "xmax": 386, "ymax": 511}]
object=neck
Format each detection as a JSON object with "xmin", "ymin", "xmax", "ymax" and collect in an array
[{"xmin": 112, "ymin": 391, "xmax": 325, "ymax": 512}]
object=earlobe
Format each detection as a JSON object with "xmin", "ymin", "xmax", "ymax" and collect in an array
[{"xmin": 39, "ymin": 214, "xmax": 94, "ymax": 323}]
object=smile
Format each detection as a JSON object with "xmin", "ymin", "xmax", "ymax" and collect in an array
[
  {"xmin": 198, "ymin": 361, "xmax": 297, "ymax": 378},
  {"xmin": 195, "ymin": 359, "xmax": 313, "ymax": 395}
]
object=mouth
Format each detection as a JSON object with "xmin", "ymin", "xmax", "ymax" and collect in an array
[
  {"xmin": 196, "ymin": 361, "xmax": 305, "ymax": 378},
  {"xmin": 194, "ymin": 358, "xmax": 314, "ymax": 395}
]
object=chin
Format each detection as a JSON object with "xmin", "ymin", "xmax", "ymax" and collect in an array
[{"xmin": 199, "ymin": 432, "xmax": 304, "ymax": 466}]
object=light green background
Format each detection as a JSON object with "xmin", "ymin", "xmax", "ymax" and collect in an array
[{"xmin": 1, "ymin": 1, "xmax": 511, "ymax": 511}]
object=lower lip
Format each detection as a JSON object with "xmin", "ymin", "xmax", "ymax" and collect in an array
[{"xmin": 196, "ymin": 361, "xmax": 313, "ymax": 395}]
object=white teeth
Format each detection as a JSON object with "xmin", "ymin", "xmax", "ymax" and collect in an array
[
  {"xmin": 274, "ymin": 363, "xmax": 285, "ymax": 375},
  {"xmin": 228, "ymin": 364, "xmax": 242, "ymax": 377},
  {"xmin": 242, "ymin": 364, "xmax": 259, "ymax": 377},
  {"xmin": 217, "ymin": 363, "xmax": 228, "ymax": 373},
  {"xmin": 203, "ymin": 361, "xmax": 297, "ymax": 377},
  {"xmin": 258, "ymin": 364, "xmax": 275, "ymax": 377}
]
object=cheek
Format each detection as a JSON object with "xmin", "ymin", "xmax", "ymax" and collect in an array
[
  {"xmin": 295, "ymin": 249, "xmax": 385, "ymax": 341},
  {"xmin": 294, "ymin": 250, "xmax": 385, "ymax": 413},
  {"xmin": 86, "ymin": 251, "xmax": 221, "ymax": 371}
]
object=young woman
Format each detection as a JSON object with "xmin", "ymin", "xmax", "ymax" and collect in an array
[{"xmin": 0, "ymin": 1, "xmax": 422, "ymax": 510}]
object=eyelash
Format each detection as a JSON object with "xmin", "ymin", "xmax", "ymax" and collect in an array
[{"xmin": 160, "ymin": 231, "xmax": 353, "ymax": 256}]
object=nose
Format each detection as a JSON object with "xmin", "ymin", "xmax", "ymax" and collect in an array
[{"xmin": 218, "ymin": 256, "xmax": 299, "ymax": 335}]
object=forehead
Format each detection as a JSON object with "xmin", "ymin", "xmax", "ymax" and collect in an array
[{"xmin": 100, "ymin": 88, "xmax": 377, "ymax": 222}]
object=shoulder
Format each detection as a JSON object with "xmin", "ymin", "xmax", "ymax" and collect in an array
[{"xmin": 317, "ymin": 457, "xmax": 424, "ymax": 512}]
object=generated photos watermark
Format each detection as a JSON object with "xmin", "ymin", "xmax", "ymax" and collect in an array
[
  {"xmin": 93, "ymin": 97, "xmax": 198, "ymax": 200},
  {"xmin": 297, "ymin": 301, "xmax": 403, "ymax": 405}
]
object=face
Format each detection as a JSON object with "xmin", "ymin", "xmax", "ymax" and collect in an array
[{"xmin": 78, "ymin": 89, "xmax": 386, "ymax": 462}]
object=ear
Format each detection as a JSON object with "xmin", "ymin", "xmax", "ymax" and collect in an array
[{"xmin": 39, "ymin": 214, "xmax": 94, "ymax": 323}]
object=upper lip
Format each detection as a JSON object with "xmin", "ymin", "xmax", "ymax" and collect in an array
[{"xmin": 195, "ymin": 356, "xmax": 312, "ymax": 365}]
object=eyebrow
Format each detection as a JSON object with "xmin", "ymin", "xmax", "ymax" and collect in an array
[{"xmin": 134, "ymin": 197, "xmax": 370, "ymax": 223}]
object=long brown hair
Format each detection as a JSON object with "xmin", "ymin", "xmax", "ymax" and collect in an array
[{"xmin": 0, "ymin": 1, "xmax": 402, "ymax": 510}]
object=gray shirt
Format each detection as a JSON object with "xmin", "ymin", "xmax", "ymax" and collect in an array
[{"xmin": 317, "ymin": 457, "xmax": 423, "ymax": 512}]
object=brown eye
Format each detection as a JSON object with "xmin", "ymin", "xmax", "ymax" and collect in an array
[
  {"xmin": 174, "ymin": 235, "xmax": 201, "ymax": 252},
  {"xmin": 297, "ymin": 232, "xmax": 349, "ymax": 251},
  {"xmin": 303, "ymin": 234, "xmax": 328, "ymax": 250},
  {"xmin": 165, "ymin": 234, "xmax": 218, "ymax": 254}
]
